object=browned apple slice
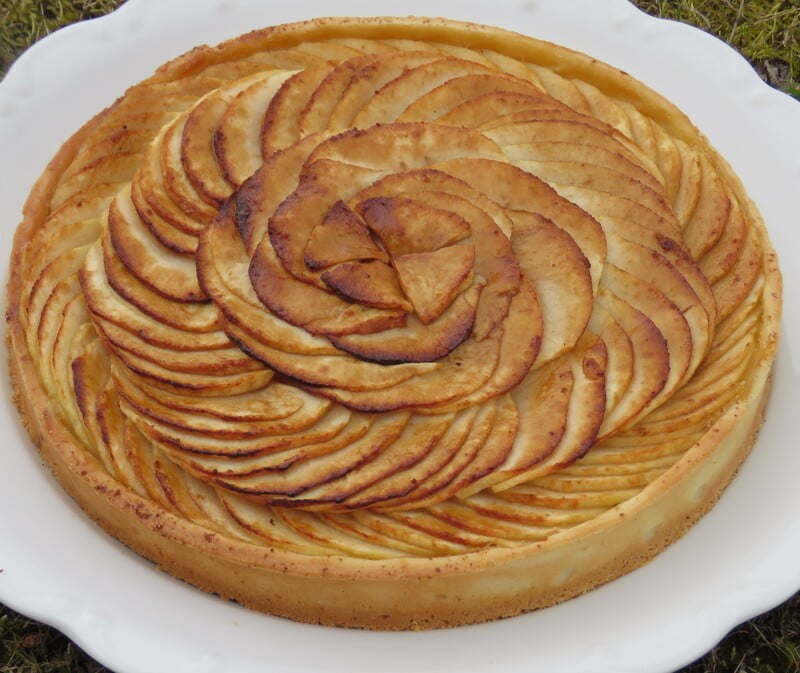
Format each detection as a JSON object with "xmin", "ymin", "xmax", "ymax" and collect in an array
[
  {"xmin": 357, "ymin": 185, "xmax": 519, "ymax": 340},
  {"xmin": 357, "ymin": 196, "xmax": 471, "ymax": 257},
  {"xmin": 130, "ymin": 175, "xmax": 199, "ymax": 255},
  {"xmin": 250, "ymin": 233, "xmax": 407, "ymax": 337},
  {"xmin": 297, "ymin": 54, "xmax": 380, "ymax": 136},
  {"xmin": 587, "ymin": 305, "xmax": 634, "ymax": 422},
  {"xmin": 160, "ymin": 113, "xmax": 218, "ymax": 224},
  {"xmin": 110, "ymin": 345, "xmax": 271, "ymax": 397},
  {"xmin": 593, "ymin": 288, "xmax": 668, "ymax": 436},
  {"xmin": 306, "ymin": 122, "xmax": 506, "ymax": 174},
  {"xmin": 711, "ymin": 227, "xmax": 763, "ymax": 322},
  {"xmin": 122, "ymin": 421, "xmax": 179, "ymax": 512},
  {"xmin": 511, "ymin": 212, "xmax": 593, "ymax": 365},
  {"xmin": 698, "ymin": 196, "xmax": 746, "ymax": 284},
  {"xmin": 456, "ymin": 359, "xmax": 572, "ymax": 497},
  {"xmin": 237, "ymin": 135, "xmax": 322, "ymax": 254},
  {"xmin": 126, "ymin": 399, "xmax": 353, "ymax": 457},
  {"xmin": 215, "ymin": 70, "xmax": 297, "ymax": 185},
  {"xmin": 108, "ymin": 186, "xmax": 205, "ymax": 302},
  {"xmin": 114, "ymin": 369, "xmax": 328, "ymax": 440},
  {"xmin": 51, "ymin": 152, "xmax": 141, "ymax": 209},
  {"xmin": 505, "ymin": 141, "xmax": 664, "ymax": 195},
  {"xmin": 321, "ymin": 259, "xmax": 411, "ymax": 311},
  {"xmin": 181, "ymin": 92, "xmax": 238, "ymax": 206},
  {"xmin": 435, "ymin": 158, "xmax": 607, "ymax": 293},
  {"xmin": 171, "ymin": 413, "xmax": 373, "ymax": 477},
  {"xmin": 82, "ymin": 243, "xmax": 225, "ymax": 353},
  {"xmin": 304, "ymin": 200, "xmax": 389, "ymax": 270},
  {"xmin": 597, "ymin": 216, "xmax": 716, "ymax": 330},
  {"xmin": 393, "ymin": 244, "xmax": 475, "ymax": 325},
  {"xmin": 681, "ymin": 154, "xmax": 731, "ymax": 259},
  {"xmin": 267, "ymin": 160, "xmax": 384, "ymax": 285},
  {"xmin": 603, "ymin": 261, "xmax": 693, "ymax": 413},
  {"xmin": 336, "ymin": 406, "xmax": 478, "ymax": 510},
  {"xmin": 211, "ymin": 411, "xmax": 409, "ymax": 497},
  {"xmin": 61, "ymin": 127, "xmax": 151, "ymax": 181},
  {"xmin": 201, "ymin": 214, "xmax": 442, "ymax": 389},
  {"xmin": 20, "ymin": 183, "xmax": 113, "ymax": 273},
  {"xmin": 49, "ymin": 296, "xmax": 93, "ymax": 445},
  {"xmin": 352, "ymin": 58, "xmax": 494, "ymax": 127},
  {"xmin": 633, "ymin": 336, "xmax": 753, "ymax": 435},
  {"xmin": 414, "ymin": 278, "xmax": 542, "ymax": 414},
  {"xmin": 348, "ymin": 510, "xmax": 478, "ymax": 555},
  {"xmin": 605, "ymin": 232, "xmax": 711, "ymax": 378},
  {"xmin": 434, "ymin": 495, "xmax": 592, "ymax": 537},
  {"xmin": 96, "ymin": 317, "xmax": 259, "ymax": 376},
  {"xmin": 100, "ymin": 222, "xmax": 219, "ymax": 333},
  {"xmin": 438, "ymin": 91, "xmax": 566, "ymax": 128},
  {"xmin": 384, "ymin": 509, "xmax": 507, "ymax": 551},
  {"xmin": 22, "ymin": 214, "xmax": 101, "ymax": 329},
  {"xmin": 272, "ymin": 413, "xmax": 455, "ymax": 508},
  {"xmin": 261, "ymin": 64, "xmax": 334, "ymax": 155},
  {"xmin": 316, "ymin": 329, "xmax": 500, "ymax": 410},
  {"xmin": 328, "ymin": 284, "xmax": 481, "ymax": 363},
  {"xmin": 129, "ymin": 377, "xmax": 310, "ymax": 424},
  {"xmin": 397, "ymin": 73, "xmax": 545, "ymax": 123},
  {"xmin": 29, "ymin": 258, "xmax": 86, "ymax": 371},
  {"xmin": 135, "ymin": 125, "xmax": 206, "ymax": 237},
  {"xmin": 488, "ymin": 334, "xmax": 607, "ymax": 491},
  {"xmin": 372, "ymin": 400, "xmax": 495, "ymax": 510},
  {"xmin": 71, "ymin": 337, "xmax": 123, "ymax": 471},
  {"xmin": 326, "ymin": 52, "xmax": 444, "ymax": 131},
  {"xmin": 316, "ymin": 513, "xmax": 433, "ymax": 557}
]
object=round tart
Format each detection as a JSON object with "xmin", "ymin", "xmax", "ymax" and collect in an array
[{"xmin": 7, "ymin": 16, "xmax": 781, "ymax": 629}]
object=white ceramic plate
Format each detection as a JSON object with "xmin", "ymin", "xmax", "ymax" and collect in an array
[{"xmin": 1, "ymin": 1, "xmax": 798, "ymax": 672}]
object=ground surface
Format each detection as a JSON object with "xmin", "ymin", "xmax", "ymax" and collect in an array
[{"xmin": 1, "ymin": 1, "xmax": 798, "ymax": 671}]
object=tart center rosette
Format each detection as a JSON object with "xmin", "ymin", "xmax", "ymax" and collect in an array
[{"xmin": 30, "ymin": 41, "xmax": 761, "ymax": 540}]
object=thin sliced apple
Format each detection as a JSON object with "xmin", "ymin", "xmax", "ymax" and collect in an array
[
  {"xmin": 393, "ymin": 244, "xmax": 475, "ymax": 324},
  {"xmin": 357, "ymin": 196, "xmax": 471, "ymax": 257},
  {"xmin": 304, "ymin": 200, "xmax": 388, "ymax": 270}
]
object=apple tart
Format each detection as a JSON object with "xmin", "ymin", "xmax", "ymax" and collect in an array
[{"xmin": 7, "ymin": 17, "xmax": 781, "ymax": 629}]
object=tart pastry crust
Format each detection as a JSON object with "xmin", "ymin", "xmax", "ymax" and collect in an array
[{"xmin": 7, "ymin": 16, "xmax": 781, "ymax": 629}]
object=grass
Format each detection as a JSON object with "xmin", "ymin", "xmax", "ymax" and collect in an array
[
  {"xmin": 0, "ymin": 0, "xmax": 126, "ymax": 76},
  {"xmin": 0, "ymin": 1, "xmax": 798, "ymax": 672},
  {"xmin": 633, "ymin": 0, "xmax": 800, "ymax": 98}
]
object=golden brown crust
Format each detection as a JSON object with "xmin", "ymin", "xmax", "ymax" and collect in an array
[{"xmin": 6, "ymin": 16, "xmax": 781, "ymax": 630}]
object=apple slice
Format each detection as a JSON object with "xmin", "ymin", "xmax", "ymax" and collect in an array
[
  {"xmin": 125, "ymin": 398, "xmax": 353, "ymax": 458},
  {"xmin": 215, "ymin": 70, "xmax": 296, "ymax": 186},
  {"xmin": 328, "ymin": 284, "xmax": 480, "ymax": 363},
  {"xmin": 488, "ymin": 334, "xmax": 607, "ymax": 491},
  {"xmin": 160, "ymin": 112, "xmax": 218, "ymax": 224},
  {"xmin": 397, "ymin": 73, "xmax": 545, "ymax": 123},
  {"xmin": 304, "ymin": 200, "xmax": 389, "ymax": 270},
  {"xmin": 393, "ymin": 244, "xmax": 475, "ymax": 325},
  {"xmin": 212, "ymin": 411, "xmax": 409, "ymax": 498},
  {"xmin": 352, "ymin": 57, "xmax": 493, "ymax": 127},
  {"xmin": 261, "ymin": 64, "xmax": 334, "ymax": 156},
  {"xmin": 108, "ymin": 186, "xmax": 205, "ymax": 302},
  {"xmin": 325, "ymin": 52, "xmax": 444, "ymax": 131},
  {"xmin": 321, "ymin": 259, "xmax": 411, "ymax": 311},
  {"xmin": 297, "ymin": 54, "xmax": 380, "ymax": 136},
  {"xmin": 511, "ymin": 211, "xmax": 593, "ymax": 366},
  {"xmin": 357, "ymin": 195, "xmax": 471, "ymax": 257},
  {"xmin": 171, "ymin": 413, "xmax": 373, "ymax": 477}
]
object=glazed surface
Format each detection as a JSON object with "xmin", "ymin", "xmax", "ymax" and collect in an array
[{"xmin": 6, "ymin": 17, "xmax": 781, "ymax": 628}]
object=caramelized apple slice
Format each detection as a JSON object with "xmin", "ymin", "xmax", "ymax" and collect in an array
[
  {"xmin": 304, "ymin": 200, "xmax": 388, "ymax": 270},
  {"xmin": 321, "ymin": 259, "xmax": 411, "ymax": 311},
  {"xmin": 393, "ymin": 245, "xmax": 475, "ymax": 325},
  {"xmin": 357, "ymin": 196, "xmax": 471, "ymax": 257}
]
